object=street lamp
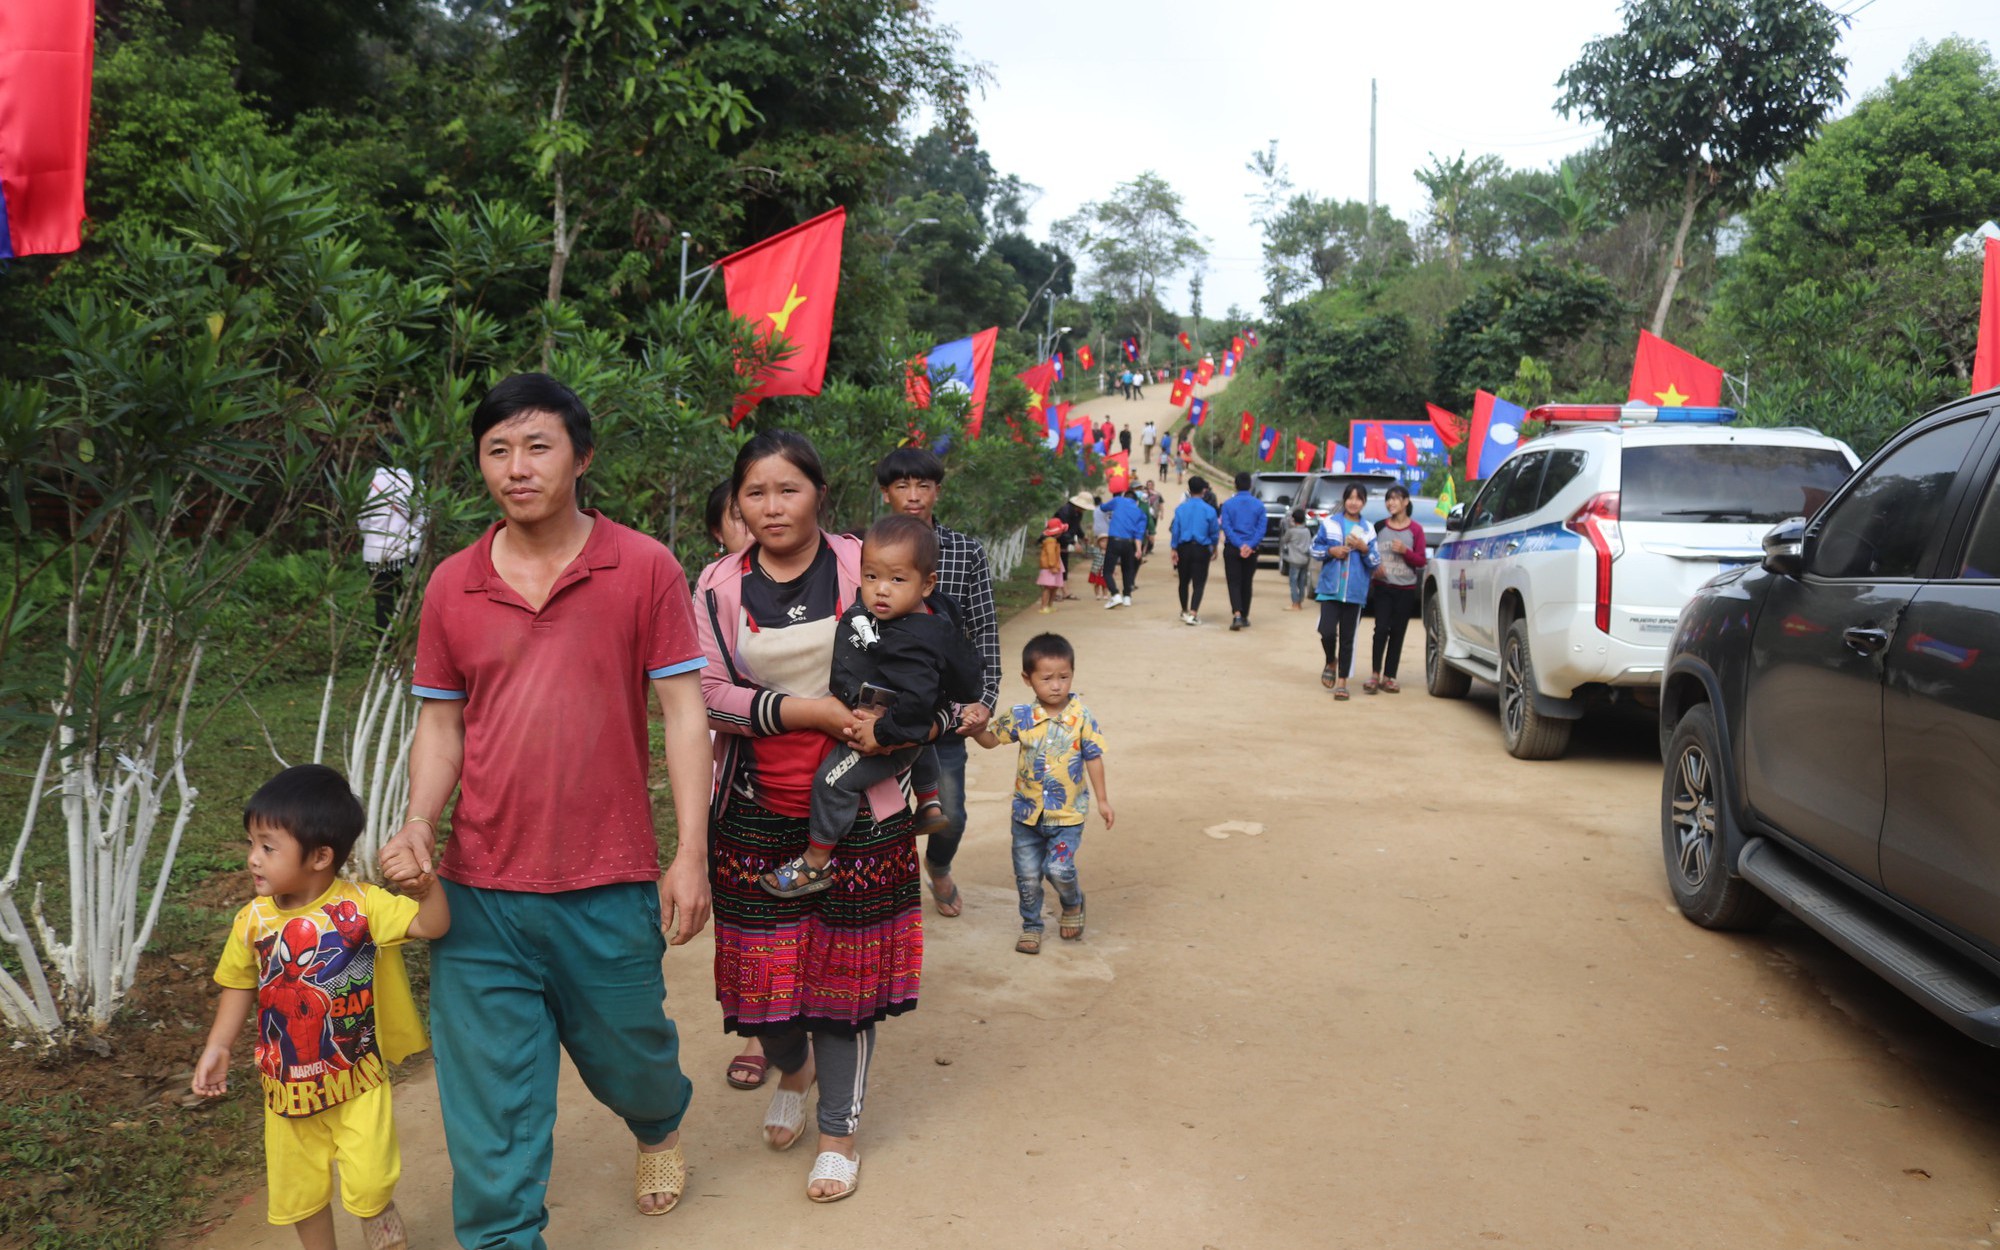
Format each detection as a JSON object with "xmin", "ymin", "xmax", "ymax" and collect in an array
[{"xmin": 884, "ymin": 217, "xmax": 941, "ymax": 268}]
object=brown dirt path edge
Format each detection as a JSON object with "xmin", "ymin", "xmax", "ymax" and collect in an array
[{"xmin": 199, "ymin": 439, "xmax": 2000, "ymax": 1250}]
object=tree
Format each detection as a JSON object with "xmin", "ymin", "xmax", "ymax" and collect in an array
[
  {"xmin": 1432, "ymin": 260, "xmax": 1625, "ymax": 406},
  {"xmin": 1265, "ymin": 194, "xmax": 1414, "ymax": 293},
  {"xmin": 1061, "ymin": 173, "xmax": 1208, "ymax": 361},
  {"xmin": 1246, "ymin": 140, "xmax": 1297, "ymax": 310},
  {"xmin": 1556, "ymin": 0, "xmax": 1847, "ymax": 335},
  {"xmin": 1415, "ymin": 152, "xmax": 1504, "ymax": 271},
  {"xmin": 1724, "ymin": 38, "xmax": 2000, "ymax": 305}
]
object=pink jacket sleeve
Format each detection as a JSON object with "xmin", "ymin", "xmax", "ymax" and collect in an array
[{"xmin": 1405, "ymin": 523, "xmax": 1428, "ymax": 569}]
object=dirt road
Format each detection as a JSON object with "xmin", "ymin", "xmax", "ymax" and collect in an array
[{"xmin": 203, "ymin": 389, "xmax": 2000, "ymax": 1249}]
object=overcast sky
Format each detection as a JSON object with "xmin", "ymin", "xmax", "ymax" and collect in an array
[{"xmin": 929, "ymin": 0, "xmax": 2000, "ymax": 317}]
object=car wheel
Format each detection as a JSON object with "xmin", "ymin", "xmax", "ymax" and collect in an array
[
  {"xmin": 1424, "ymin": 592, "xmax": 1471, "ymax": 699},
  {"xmin": 1660, "ymin": 703, "xmax": 1775, "ymax": 930},
  {"xmin": 1500, "ymin": 619, "xmax": 1572, "ymax": 760}
]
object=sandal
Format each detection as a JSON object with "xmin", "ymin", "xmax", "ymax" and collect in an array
[
  {"xmin": 1334, "ymin": 686, "xmax": 1351, "ymax": 701},
  {"xmin": 1383, "ymin": 678, "xmax": 1401, "ymax": 693},
  {"xmin": 928, "ymin": 874, "xmax": 963, "ymax": 918},
  {"xmin": 1015, "ymin": 929, "xmax": 1043, "ymax": 955},
  {"xmin": 634, "ymin": 1141, "xmax": 686, "ymax": 1216},
  {"xmin": 807, "ymin": 1150, "xmax": 860, "ymax": 1203},
  {"xmin": 1320, "ymin": 666, "xmax": 1337, "ymax": 689},
  {"xmin": 1363, "ymin": 677, "xmax": 1379, "ymax": 694},
  {"xmin": 725, "ymin": 1052, "xmax": 769, "ymax": 1090},
  {"xmin": 1058, "ymin": 907, "xmax": 1085, "ymax": 941},
  {"xmin": 763, "ymin": 1086, "xmax": 810, "ymax": 1151},
  {"xmin": 761, "ymin": 855, "xmax": 835, "ymax": 899},
  {"xmin": 361, "ymin": 1204, "xmax": 407, "ymax": 1250}
]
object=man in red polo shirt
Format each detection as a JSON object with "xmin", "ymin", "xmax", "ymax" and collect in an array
[{"xmin": 379, "ymin": 374, "xmax": 711, "ymax": 1242}]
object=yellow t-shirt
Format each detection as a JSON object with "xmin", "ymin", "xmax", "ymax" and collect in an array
[
  {"xmin": 214, "ymin": 880, "xmax": 425, "ymax": 1119},
  {"xmin": 988, "ymin": 694, "xmax": 1107, "ymax": 827}
]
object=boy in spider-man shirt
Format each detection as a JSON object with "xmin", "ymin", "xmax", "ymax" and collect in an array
[{"xmin": 194, "ymin": 765, "xmax": 448, "ymax": 1250}]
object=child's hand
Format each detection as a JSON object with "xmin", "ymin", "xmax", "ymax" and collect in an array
[
  {"xmin": 1098, "ymin": 801, "xmax": 1116, "ymax": 829},
  {"xmin": 192, "ymin": 1044, "xmax": 232, "ymax": 1098},
  {"xmin": 849, "ymin": 715, "xmax": 885, "ymax": 754}
]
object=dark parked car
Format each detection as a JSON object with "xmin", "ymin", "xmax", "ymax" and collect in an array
[
  {"xmin": 1248, "ymin": 471, "xmax": 1446, "ymax": 563},
  {"xmin": 1659, "ymin": 391, "xmax": 2000, "ymax": 1043}
]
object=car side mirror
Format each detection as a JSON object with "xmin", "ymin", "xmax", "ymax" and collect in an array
[
  {"xmin": 1444, "ymin": 503, "xmax": 1466, "ymax": 533},
  {"xmin": 1762, "ymin": 517, "xmax": 1807, "ymax": 577}
]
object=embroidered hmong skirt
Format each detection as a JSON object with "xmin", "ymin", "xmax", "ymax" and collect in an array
[{"xmin": 712, "ymin": 797, "xmax": 922, "ymax": 1036}]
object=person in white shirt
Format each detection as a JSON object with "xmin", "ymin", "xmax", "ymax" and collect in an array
[{"xmin": 359, "ymin": 465, "xmax": 423, "ymax": 631}]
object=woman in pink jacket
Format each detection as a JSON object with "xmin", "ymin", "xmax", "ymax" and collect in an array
[{"xmin": 695, "ymin": 431, "xmax": 936, "ymax": 1204}]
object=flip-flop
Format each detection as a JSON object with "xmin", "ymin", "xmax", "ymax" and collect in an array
[
  {"xmin": 1015, "ymin": 929, "xmax": 1043, "ymax": 955},
  {"xmin": 929, "ymin": 875, "xmax": 963, "ymax": 918},
  {"xmin": 807, "ymin": 1151, "xmax": 860, "ymax": 1203},
  {"xmin": 763, "ymin": 1086, "xmax": 810, "ymax": 1151},
  {"xmin": 1363, "ymin": 677, "xmax": 1380, "ymax": 694},
  {"xmin": 726, "ymin": 1052, "xmax": 769, "ymax": 1090},
  {"xmin": 1320, "ymin": 667, "xmax": 1337, "ymax": 689},
  {"xmin": 1383, "ymin": 679, "xmax": 1402, "ymax": 693},
  {"xmin": 1058, "ymin": 907, "xmax": 1085, "ymax": 941},
  {"xmin": 634, "ymin": 1142, "xmax": 686, "ymax": 1216},
  {"xmin": 1334, "ymin": 687, "xmax": 1351, "ymax": 701}
]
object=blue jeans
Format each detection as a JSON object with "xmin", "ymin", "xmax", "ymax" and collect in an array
[
  {"xmin": 1011, "ymin": 818, "xmax": 1085, "ymax": 931},
  {"xmin": 924, "ymin": 734, "xmax": 970, "ymax": 874},
  {"xmin": 1287, "ymin": 562, "xmax": 1311, "ymax": 605}
]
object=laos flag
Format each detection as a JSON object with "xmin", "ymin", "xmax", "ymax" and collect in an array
[
  {"xmin": 1468, "ymin": 389, "xmax": 1526, "ymax": 480},
  {"xmin": 1188, "ymin": 397, "xmax": 1207, "ymax": 426},
  {"xmin": 1222, "ymin": 351, "xmax": 1236, "ymax": 377},
  {"xmin": 0, "ymin": 1, "xmax": 95, "ymax": 259},
  {"xmin": 1256, "ymin": 425, "xmax": 1279, "ymax": 462},
  {"xmin": 908, "ymin": 327, "xmax": 997, "ymax": 436}
]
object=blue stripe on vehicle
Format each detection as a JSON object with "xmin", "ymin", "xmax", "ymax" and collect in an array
[
  {"xmin": 1435, "ymin": 520, "xmax": 1583, "ymax": 562},
  {"xmin": 646, "ymin": 657, "xmax": 708, "ymax": 679}
]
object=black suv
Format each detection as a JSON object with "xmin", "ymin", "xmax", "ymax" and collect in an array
[
  {"xmin": 1249, "ymin": 471, "xmax": 1402, "ymax": 561},
  {"xmin": 1660, "ymin": 392, "xmax": 2000, "ymax": 1043}
]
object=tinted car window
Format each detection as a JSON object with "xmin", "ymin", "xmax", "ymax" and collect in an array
[
  {"xmin": 1536, "ymin": 450, "xmax": 1589, "ymax": 510},
  {"xmin": 1811, "ymin": 419, "xmax": 1981, "ymax": 580},
  {"xmin": 1494, "ymin": 452, "xmax": 1547, "ymax": 524},
  {"xmin": 1252, "ymin": 475, "xmax": 1306, "ymax": 506},
  {"xmin": 1468, "ymin": 459, "xmax": 1524, "ymax": 530},
  {"xmin": 1957, "ymin": 463, "xmax": 2000, "ymax": 580},
  {"xmin": 1309, "ymin": 475, "xmax": 1398, "ymax": 510},
  {"xmin": 1621, "ymin": 444, "xmax": 1853, "ymax": 524}
]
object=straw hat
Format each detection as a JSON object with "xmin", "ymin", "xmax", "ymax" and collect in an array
[{"xmin": 1067, "ymin": 491, "xmax": 1095, "ymax": 510}]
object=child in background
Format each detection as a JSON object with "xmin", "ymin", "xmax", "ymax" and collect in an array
[
  {"xmin": 973, "ymin": 633, "xmax": 1114, "ymax": 956},
  {"xmin": 1086, "ymin": 496, "xmax": 1111, "ymax": 601},
  {"xmin": 1279, "ymin": 507, "xmax": 1314, "ymax": 610},
  {"xmin": 1036, "ymin": 517, "xmax": 1066, "ymax": 613},
  {"xmin": 762, "ymin": 514, "xmax": 982, "ymax": 898},
  {"xmin": 195, "ymin": 764, "xmax": 449, "ymax": 1250}
]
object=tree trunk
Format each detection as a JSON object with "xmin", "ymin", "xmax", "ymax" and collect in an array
[
  {"xmin": 1650, "ymin": 169, "xmax": 1702, "ymax": 337},
  {"xmin": 541, "ymin": 49, "xmax": 576, "ymax": 368}
]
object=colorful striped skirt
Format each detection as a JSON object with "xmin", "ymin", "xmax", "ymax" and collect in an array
[{"xmin": 711, "ymin": 796, "xmax": 922, "ymax": 1036}]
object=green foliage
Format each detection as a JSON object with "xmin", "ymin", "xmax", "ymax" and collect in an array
[
  {"xmin": 1059, "ymin": 173, "xmax": 1208, "ymax": 361},
  {"xmin": 1431, "ymin": 260, "xmax": 1625, "ymax": 407},
  {"xmin": 1724, "ymin": 38, "xmax": 2000, "ymax": 304}
]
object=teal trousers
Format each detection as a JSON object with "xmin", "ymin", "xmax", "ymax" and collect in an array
[{"xmin": 430, "ymin": 880, "xmax": 691, "ymax": 1250}]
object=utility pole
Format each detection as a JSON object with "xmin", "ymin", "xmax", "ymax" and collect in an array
[{"xmin": 1366, "ymin": 78, "xmax": 1378, "ymax": 262}]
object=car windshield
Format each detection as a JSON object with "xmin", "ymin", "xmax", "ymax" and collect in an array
[
  {"xmin": 1309, "ymin": 476, "xmax": 1397, "ymax": 510},
  {"xmin": 1253, "ymin": 476, "xmax": 1305, "ymax": 506},
  {"xmin": 1620, "ymin": 445, "xmax": 1853, "ymax": 525}
]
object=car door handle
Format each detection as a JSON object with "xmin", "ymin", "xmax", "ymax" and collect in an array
[
  {"xmin": 1842, "ymin": 626, "xmax": 1891, "ymax": 656},
  {"xmin": 1504, "ymin": 541, "xmax": 1521, "ymax": 555}
]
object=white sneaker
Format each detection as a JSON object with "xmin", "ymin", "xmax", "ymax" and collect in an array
[
  {"xmin": 1179, "ymin": 611, "xmax": 1194, "ymax": 624},
  {"xmin": 1104, "ymin": 597, "xmax": 1121, "ymax": 609}
]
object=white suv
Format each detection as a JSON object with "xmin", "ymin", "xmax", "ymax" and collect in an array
[{"xmin": 1423, "ymin": 408, "xmax": 1859, "ymax": 758}]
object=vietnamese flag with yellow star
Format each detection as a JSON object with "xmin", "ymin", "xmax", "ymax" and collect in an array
[
  {"xmin": 719, "ymin": 207, "xmax": 846, "ymax": 420},
  {"xmin": 1239, "ymin": 410, "xmax": 1255, "ymax": 444},
  {"xmin": 1628, "ymin": 330, "xmax": 1723, "ymax": 408},
  {"xmin": 1077, "ymin": 344, "xmax": 1094, "ymax": 371}
]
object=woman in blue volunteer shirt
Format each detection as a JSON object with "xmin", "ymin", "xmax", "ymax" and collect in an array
[
  {"xmin": 1309, "ymin": 483, "xmax": 1380, "ymax": 700},
  {"xmin": 1217, "ymin": 472, "xmax": 1267, "ymax": 632},
  {"xmin": 1169, "ymin": 477, "xmax": 1221, "ymax": 625}
]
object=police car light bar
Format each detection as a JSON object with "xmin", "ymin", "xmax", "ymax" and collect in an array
[{"xmin": 1526, "ymin": 402, "xmax": 1737, "ymax": 426}]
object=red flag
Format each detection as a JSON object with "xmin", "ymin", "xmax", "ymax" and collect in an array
[
  {"xmin": 1231, "ymin": 335, "xmax": 1246, "ymax": 356},
  {"xmin": 1294, "ymin": 437, "xmax": 1316, "ymax": 472},
  {"xmin": 1169, "ymin": 376, "xmax": 1191, "ymax": 406},
  {"xmin": 0, "ymin": 1, "xmax": 94, "ymax": 259},
  {"xmin": 1426, "ymin": 403, "xmax": 1466, "ymax": 449},
  {"xmin": 1194, "ymin": 359, "xmax": 1215, "ymax": 386},
  {"xmin": 1239, "ymin": 411, "xmax": 1255, "ymax": 444},
  {"xmin": 1362, "ymin": 422, "xmax": 1390, "ymax": 464},
  {"xmin": 1077, "ymin": 344, "xmax": 1094, "ymax": 371},
  {"xmin": 1014, "ymin": 359, "xmax": 1057, "ymax": 444},
  {"xmin": 1628, "ymin": 330, "xmax": 1723, "ymax": 408},
  {"xmin": 1976, "ymin": 238, "xmax": 2000, "ymax": 394},
  {"xmin": 1103, "ymin": 451, "xmax": 1131, "ymax": 493},
  {"xmin": 720, "ymin": 208, "xmax": 847, "ymax": 420},
  {"xmin": 1177, "ymin": 331, "xmax": 1192, "ymax": 351}
]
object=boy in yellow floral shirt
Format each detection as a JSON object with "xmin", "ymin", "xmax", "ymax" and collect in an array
[{"xmin": 973, "ymin": 633, "xmax": 1114, "ymax": 954}]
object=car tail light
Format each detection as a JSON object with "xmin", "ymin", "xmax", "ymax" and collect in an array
[{"xmin": 1565, "ymin": 491, "xmax": 1622, "ymax": 633}]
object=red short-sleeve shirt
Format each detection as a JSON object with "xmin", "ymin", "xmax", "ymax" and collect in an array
[{"xmin": 412, "ymin": 511, "xmax": 705, "ymax": 892}]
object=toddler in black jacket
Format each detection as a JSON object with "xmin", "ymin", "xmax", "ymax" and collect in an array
[{"xmin": 763, "ymin": 514, "xmax": 983, "ymax": 898}]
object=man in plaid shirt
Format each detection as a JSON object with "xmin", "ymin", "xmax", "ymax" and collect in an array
[{"xmin": 875, "ymin": 448, "xmax": 1000, "ymax": 918}]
